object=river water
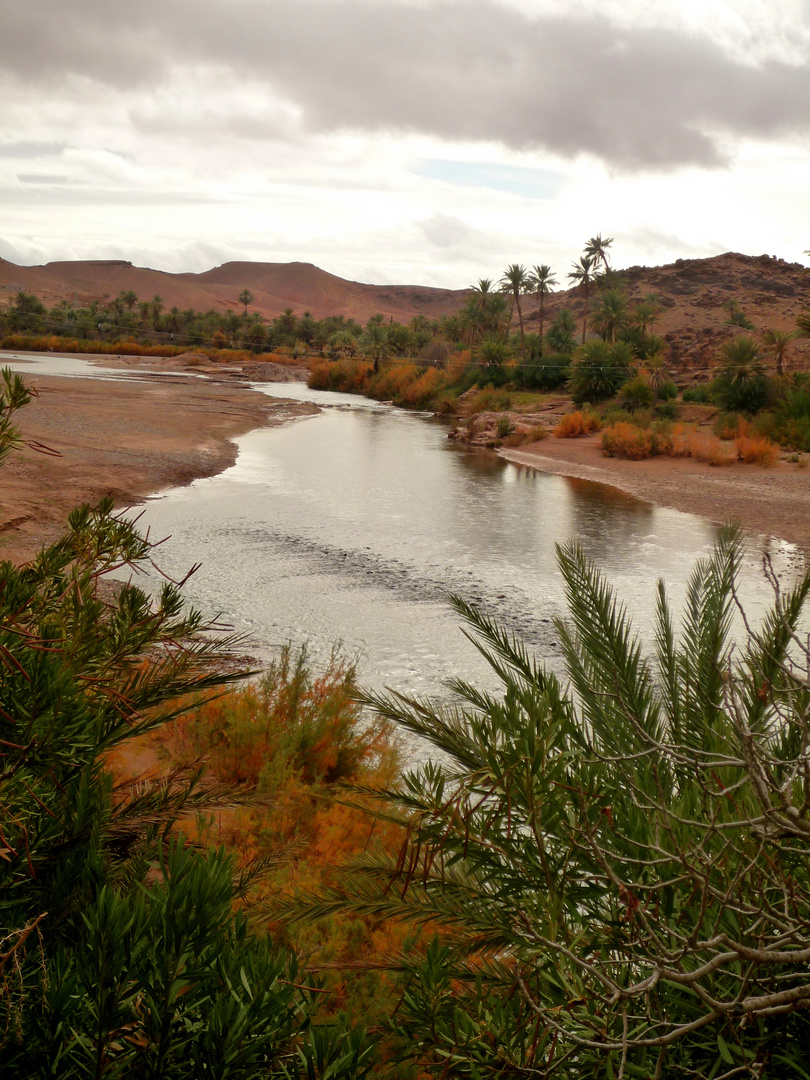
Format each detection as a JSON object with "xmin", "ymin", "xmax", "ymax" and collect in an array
[
  {"xmin": 4, "ymin": 353, "xmax": 804, "ymax": 703},
  {"xmin": 117, "ymin": 380, "xmax": 805, "ymax": 702}
]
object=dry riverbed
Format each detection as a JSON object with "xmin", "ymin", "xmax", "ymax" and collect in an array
[{"xmin": 1, "ymin": 356, "xmax": 314, "ymax": 562}]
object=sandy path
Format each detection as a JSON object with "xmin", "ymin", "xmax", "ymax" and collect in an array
[
  {"xmin": 500, "ymin": 436, "xmax": 810, "ymax": 553},
  {"xmin": 1, "ymin": 364, "xmax": 316, "ymax": 563}
]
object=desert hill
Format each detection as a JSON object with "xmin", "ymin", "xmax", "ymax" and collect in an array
[
  {"xmin": 524, "ymin": 251, "xmax": 810, "ymax": 371},
  {"xmin": 1, "ymin": 252, "xmax": 808, "ymax": 369},
  {"xmin": 0, "ymin": 257, "xmax": 466, "ymax": 323}
]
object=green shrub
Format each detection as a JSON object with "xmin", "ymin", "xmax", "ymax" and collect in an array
[
  {"xmin": 568, "ymin": 340, "xmax": 633, "ymax": 404},
  {"xmin": 683, "ymin": 384, "xmax": 712, "ymax": 403},
  {"xmin": 657, "ymin": 378, "xmax": 678, "ymax": 401},
  {"xmin": 619, "ymin": 375, "xmax": 654, "ymax": 411},
  {"xmin": 513, "ymin": 353, "xmax": 570, "ymax": 391},
  {"xmin": 655, "ymin": 399, "xmax": 680, "ymax": 420}
]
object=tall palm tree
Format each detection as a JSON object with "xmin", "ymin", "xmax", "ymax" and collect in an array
[
  {"xmin": 762, "ymin": 328, "xmax": 793, "ymax": 376},
  {"xmin": 567, "ymin": 255, "xmax": 596, "ymax": 344},
  {"xmin": 499, "ymin": 264, "xmax": 530, "ymax": 355},
  {"xmin": 238, "ymin": 289, "xmax": 254, "ymax": 317},
  {"xmin": 585, "ymin": 233, "xmax": 613, "ymax": 273},
  {"xmin": 359, "ymin": 321, "xmax": 390, "ymax": 372},
  {"xmin": 529, "ymin": 264, "xmax": 557, "ymax": 349}
]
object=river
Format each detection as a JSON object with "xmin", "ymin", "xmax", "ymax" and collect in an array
[{"xmin": 119, "ymin": 380, "xmax": 805, "ymax": 703}]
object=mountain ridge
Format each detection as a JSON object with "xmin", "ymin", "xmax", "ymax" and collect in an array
[{"xmin": 1, "ymin": 251, "xmax": 809, "ymax": 369}]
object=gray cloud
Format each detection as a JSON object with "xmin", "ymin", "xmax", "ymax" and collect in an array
[
  {"xmin": 3, "ymin": 1, "xmax": 809, "ymax": 171},
  {"xmin": 0, "ymin": 142, "xmax": 65, "ymax": 158}
]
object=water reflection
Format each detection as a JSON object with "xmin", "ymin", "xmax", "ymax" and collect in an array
[{"xmin": 128, "ymin": 382, "xmax": 805, "ymax": 708}]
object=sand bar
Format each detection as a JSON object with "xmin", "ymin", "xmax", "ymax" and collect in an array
[
  {"xmin": 500, "ymin": 437, "xmax": 810, "ymax": 554},
  {"xmin": 1, "ymin": 359, "xmax": 315, "ymax": 563}
]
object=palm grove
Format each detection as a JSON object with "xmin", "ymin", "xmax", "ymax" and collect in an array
[{"xmin": 4, "ymin": 236, "xmax": 810, "ymax": 455}]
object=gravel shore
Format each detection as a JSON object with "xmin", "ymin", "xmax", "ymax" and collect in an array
[{"xmin": 1, "ymin": 360, "xmax": 316, "ymax": 562}]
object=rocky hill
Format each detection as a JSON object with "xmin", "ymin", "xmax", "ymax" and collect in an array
[
  {"xmin": 1, "ymin": 251, "xmax": 808, "ymax": 370},
  {"xmin": 527, "ymin": 252, "xmax": 810, "ymax": 374}
]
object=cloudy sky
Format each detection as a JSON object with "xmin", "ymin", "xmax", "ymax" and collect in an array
[{"xmin": 1, "ymin": 0, "xmax": 809, "ymax": 287}]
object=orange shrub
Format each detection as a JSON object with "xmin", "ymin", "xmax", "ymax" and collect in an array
[
  {"xmin": 714, "ymin": 413, "xmax": 750, "ymax": 440},
  {"xmin": 735, "ymin": 434, "xmax": 779, "ymax": 466},
  {"xmin": 555, "ymin": 410, "xmax": 602, "ymax": 438},
  {"xmin": 396, "ymin": 366, "xmax": 449, "ymax": 408},
  {"xmin": 601, "ymin": 422, "xmax": 654, "ymax": 459},
  {"xmin": 160, "ymin": 644, "xmax": 419, "ymax": 1033},
  {"xmin": 366, "ymin": 363, "xmax": 420, "ymax": 401},
  {"xmin": 684, "ymin": 431, "xmax": 735, "ymax": 466},
  {"xmin": 307, "ymin": 360, "xmax": 332, "ymax": 389},
  {"xmin": 447, "ymin": 349, "xmax": 472, "ymax": 382}
]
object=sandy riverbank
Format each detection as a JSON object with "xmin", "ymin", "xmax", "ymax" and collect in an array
[
  {"xmin": 500, "ymin": 436, "xmax": 810, "ymax": 553},
  {"xmin": 1, "ymin": 360, "xmax": 316, "ymax": 563}
]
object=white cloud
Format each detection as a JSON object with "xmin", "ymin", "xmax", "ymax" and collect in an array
[{"xmin": 0, "ymin": 0, "xmax": 808, "ymax": 285}]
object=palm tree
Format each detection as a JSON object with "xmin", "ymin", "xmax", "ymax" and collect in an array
[
  {"xmin": 762, "ymin": 328, "xmax": 793, "ymax": 376},
  {"xmin": 567, "ymin": 255, "xmax": 596, "ymax": 343},
  {"xmin": 585, "ymin": 233, "xmax": 613, "ymax": 273},
  {"xmin": 499, "ymin": 264, "xmax": 530, "ymax": 355},
  {"xmin": 590, "ymin": 288, "xmax": 629, "ymax": 344},
  {"xmin": 719, "ymin": 335, "xmax": 765, "ymax": 384},
  {"xmin": 359, "ymin": 321, "xmax": 390, "ymax": 372},
  {"xmin": 528, "ymin": 264, "xmax": 557, "ymax": 349},
  {"xmin": 633, "ymin": 294, "xmax": 661, "ymax": 334},
  {"xmin": 238, "ymin": 289, "xmax": 254, "ymax": 317},
  {"xmin": 476, "ymin": 332, "xmax": 511, "ymax": 368},
  {"xmin": 285, "ymin": 528, "xmax": 810, "ymax": 1079},
  {"xmin": 469, "ymin": 279, "xmax": 494, "ymax": 310}
]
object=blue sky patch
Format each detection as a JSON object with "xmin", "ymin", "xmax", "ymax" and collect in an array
[{"xmin": 415, "ymin": 160, "xmax": 563, "ymax": 199}]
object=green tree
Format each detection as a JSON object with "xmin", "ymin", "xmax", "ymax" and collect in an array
[
  {"xmin": 528, "ymin": 264, "xmax": 557, "ymax": 349},
  {"xmin": 762, "ymin": 327, "xmax": 793, "ymax": 377},
  {"xmin": 358, "ymin": 322, "xmax": 391, "ymax": 372},
  {"xmin": 715, "ymin": 335, "xmax": 769, "ymax": 412},
  {"xmin": 499, "ymin": 264, "xmax": 530, "ymax": 355},
  {"xmin": 567, "ymin": 255, "xmax": 596, "ymax": 344},
  {"xmin": 568, "ymin": 339, "xmax": 633, "ymax": 403},
  {"xmin": 288, "ymin": 528, "xmax": 810, "ymax": 1078},
  {"xmin": 584, "ymin": 232, "xmax": 613, "ymax": 273},
  {"xmin": 633, "ymin": 294, "xmax": 661, "ymax": 334},
  {"xmin": 0, "ymin": 372, "xmax": 373, "ymax": 1079},
  {"xmin": 476, "ymin": 332, "xmax": 511, "ymax": 368},
  {"xmin": 6, "ymin": 290, "xmax": 46, "ymax": 333},
  {"xmin": 238, "ymin": 289, "xmax": 254, "ymax": 317},
  {"xmin": 590, "ymin": 287, "xmax": 629, "ymax": 343},
  {"xmin": 544, "ymin": 307, "xmax": 577, "ymax": 356}
]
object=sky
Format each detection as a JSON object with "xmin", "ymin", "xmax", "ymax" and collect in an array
[{"xmin": 1, "ymin": 0, "xmax": 809, "ymax": 288}]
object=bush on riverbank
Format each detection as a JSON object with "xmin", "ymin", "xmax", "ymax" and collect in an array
[
  {"xmin": 554, "ymin": 409, "xmax": 601, "ymax": 438},
  {"xmin": 158, "ymin": 646, "xmax": 419, "ymax": 1042},
  {"xmin": 0, "ymin": 370, "xmax": 376, "ymax": 1079}
]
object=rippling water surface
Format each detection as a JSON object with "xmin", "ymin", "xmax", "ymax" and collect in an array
[{"xmin": 121, "ymin": 381, "xmax": 805, "ymax": 705}]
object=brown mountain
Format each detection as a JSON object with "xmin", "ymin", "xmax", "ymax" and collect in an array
[
  {"xmin": 0, "ymin": 257, "xmax": 467, "ymax": 323},
  {"xmin": 1, "ymin": 252, "xmax": 808, "ymax": 370}
]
